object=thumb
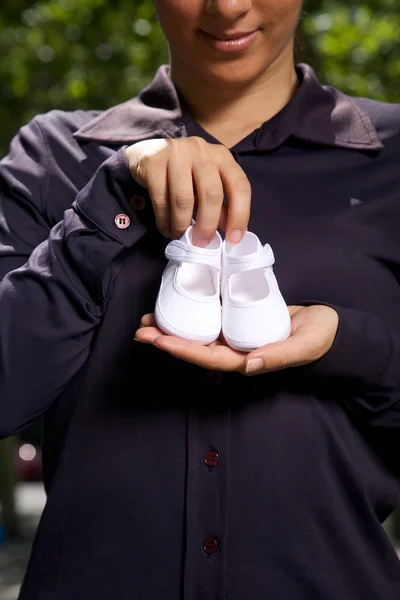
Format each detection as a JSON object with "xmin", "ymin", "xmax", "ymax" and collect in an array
[{"xmin": 243, "ymin": 330, "xmax": 318, "ymax": 375}]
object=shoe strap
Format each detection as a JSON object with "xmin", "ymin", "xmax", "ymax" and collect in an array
[
  {"xmin": 223, "ymin": 244, "xmax": 275, "ymax": 280},
  {"xmin": 165, "ymin": 239, "xmax": 221, "ymax": 271}
]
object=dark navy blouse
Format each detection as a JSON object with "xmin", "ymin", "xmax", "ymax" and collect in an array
[{"xmin": 1, "ymin": 63, "xmax": 400, "ymax": 599}]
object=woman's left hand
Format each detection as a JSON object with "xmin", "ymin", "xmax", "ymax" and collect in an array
[{"xmin": 134, "ymin": 305, "xmax": 339, "ymax": 375}]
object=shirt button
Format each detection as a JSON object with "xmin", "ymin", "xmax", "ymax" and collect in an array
[
  {"xmin": 206, "ymin": 370, "xmax": 223, "ymax": 385},
  {"xmin": 203, "ymin": 537, "xmax": 219, "ymax": 555},
  {"xmin": 115, "ymin": 214, "xmax": 130, "ymax": 229},
  {"xmin": 130, "ymin": 195, "xmax": 146, "ymax": 210},
  {"xmin": 203, "ymin": 450, "xmax": 219, "ymax": 468}
]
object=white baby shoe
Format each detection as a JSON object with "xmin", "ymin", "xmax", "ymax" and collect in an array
[
  {"xmin": 154, "ymin": 225, "xmax": 222, "ymax": 344},
  {"xmin": 221, "ymin": 231, "xmax": 291, "ymax": 351}
]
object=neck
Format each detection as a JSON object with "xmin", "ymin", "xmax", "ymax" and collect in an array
[{"xmin": 169, "ymin": 48, "xmax": 299, "ymax": 147}]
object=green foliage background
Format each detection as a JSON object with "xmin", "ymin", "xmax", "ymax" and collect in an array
[{"xmin": 1, "ymin": 0, "xmax": 400, "ymax": 156}]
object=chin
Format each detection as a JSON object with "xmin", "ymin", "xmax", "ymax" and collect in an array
[{"xmin": 196, "ymin": 58, "xmax": 275, "ymax": 88}]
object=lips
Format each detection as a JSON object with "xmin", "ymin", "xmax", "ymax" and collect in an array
[
  {"xmin": 203, "ymin": 29, "xmax": 258, "ymax": 41},
  {"xmin": 197, "ymin": 29, "xmax": 260, "ymax": 53}
]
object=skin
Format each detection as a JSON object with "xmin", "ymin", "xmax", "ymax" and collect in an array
[
  {"xmin": 154, "ymin": 0, "xmax": 302, "ymax": 141},
  {"xmin": 127, "ymin": 0, "xmax": 303, "ymax": 245},
  {"xmin": 136, "ymin": 306, "xmax": 339, "ymax": 375},
  {"xmin": 133, "ymin": 0, "xmax": 340, "ymax": 372}
]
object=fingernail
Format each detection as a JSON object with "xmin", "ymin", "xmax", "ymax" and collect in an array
[
  {"xmin": 193, "ymin": 239, "xmax": 209, "ymax": 248},
  {"xmin": 230, "ymin": 230, "xmax": 243, "ymax": 244},
  {"xmin": 163, "ymin": 230, "xmax": 171, "ymax": 238},
  {"xmin": 245, "ymin": 358, "xmax": 264, "ymax": 374}
]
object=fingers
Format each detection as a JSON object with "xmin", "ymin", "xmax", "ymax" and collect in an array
[
  {"xmin": 243, "ymin": 307, "xmax": 337, "ymax": 375},
  {"xmin": 130, "ymin": 137, "xmax": 251, "ymax": 244},
  {"xmin": 243, "ymin": 336, "xmax": 310, "ymax": 375},
  {"xmin": 163, "ymin": 139, "xmax": 251, "ymax": 245},
  {"xmin": 140, "ymin": 313, "xmax": 157, "ymax": 327},
  {"xmin": 191, "ymin": 143, "xmax": 251, "ymax": 245},
  {"xmin": 218, "ymin": 151, "xmax": 251, "ymax": 244},
  {"xmin": 218, "ymin": 203, "xmax": 228, "ymax": 232},
  {"xmin": 134, "ymin": 326, "xmax": 163, "ymax": 344},
  {"xmin": 152, "ymin": 335, "xmax": 245, "ymax": 371},
  {"xmin": 126, "ymin": 139, "xmax": 171, "ymax": 236},
  {"xmin": 135, "ymin": 313, "xmax": 245, "ymax": 371},
  {"xmin": 191, "ymin": 159, "xmax": 224, "ymax": 246},
  {"xmin": 136, "ymin": 307, "xmax": 339, "ymax": 377},
  {"xmin": 146, "ymin": 170, "xmax": 170, "ymax": 236},
  {"xmin": 167, "ymin": 146, "xmax": 196, "ymax": 239},
  {"xmin": 136, "ymin": 317, "xmax": 307, "ymax": 375}
]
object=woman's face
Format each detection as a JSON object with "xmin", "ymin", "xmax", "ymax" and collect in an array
[{"xmin": 153, "ymin": 0, "xmax": 303, "ymax": 86}]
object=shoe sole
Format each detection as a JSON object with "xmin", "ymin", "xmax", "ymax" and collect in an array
[
  {"xmin": 223, "ymin": 323, "xmax": 291, "ymax": 352},
  {"xmin": 155, "ymin": 300, "xmax": 220, "ymax": 346}
]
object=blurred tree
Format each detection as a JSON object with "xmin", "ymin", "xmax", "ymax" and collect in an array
[
  {"xmin": 0, "ymin": 0, "xmax": 168, "ymax": 155},
  {"xmin": 1, "ymin": 0, "xmax": 400, "ymax": 155},
  {"xmin": 301, "ymin": 0, "xmax": 400, "ymax": 100}
]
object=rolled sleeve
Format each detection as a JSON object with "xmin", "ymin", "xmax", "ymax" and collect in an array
[
  {"xmin": 0, "ymin": 116, "xmax": 151, "ymax": 437},
  {"xmin": 72, "ymin": 147, "xmax": 149, "ymax": 247}
]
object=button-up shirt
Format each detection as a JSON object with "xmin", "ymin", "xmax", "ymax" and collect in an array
[{"xmin": 1, "ymin": 63, "xmax": 400, "ymax": 599}]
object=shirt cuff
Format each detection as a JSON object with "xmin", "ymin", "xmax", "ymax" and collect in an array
[
  {"xmin": 294, "ymin": 302, "xmax": 395, "ymax": 393},
  {"xmin": 72, "ymin": 147, "xmax": 151, "ymax": 247}
]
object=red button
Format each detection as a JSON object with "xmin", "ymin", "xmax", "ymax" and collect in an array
[
  {"xmin": 203, "ymin": 450, "xmax": 219, "ymax": 468},
  {"xmin": 203, "ymin": 537, "xmax": 218, "ymax": 555},
  {"xmin": 206, "ymin": 370, "xmax": 223, "ymax": 385},
  {"xmin": 115, "ymin": 214, "xmax": 130, "ymax": 229},
  {"xmin": 130, "ymin": 195, "xmax": 146, "ymax": 210}
]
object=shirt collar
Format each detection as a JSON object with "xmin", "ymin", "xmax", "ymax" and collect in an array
[{"xmin": 73, "ymin": 63, "xmax": 383, "ymax": 152}]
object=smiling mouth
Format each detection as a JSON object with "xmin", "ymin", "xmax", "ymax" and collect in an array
[
  {"xmin": 197, "ymin": 29, "xmax": 260, "ymax": 53},
  {"xmin": 202, "ymin": 30, "xmax": 259, "ymax": 41}
]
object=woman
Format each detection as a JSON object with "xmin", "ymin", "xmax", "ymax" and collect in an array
[{"xmin": 1, "ymin": 1, "xmax": 400, "ymax": 598}]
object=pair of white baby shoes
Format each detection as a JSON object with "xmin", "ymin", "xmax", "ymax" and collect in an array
[{"xmin": 154, "ymin": 225, "xmax": 291, "ymax": 351}]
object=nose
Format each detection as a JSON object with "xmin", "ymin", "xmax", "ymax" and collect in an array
[{"xmin": 205, "ymin": 0, "xmax": 252, "ymax": 19}]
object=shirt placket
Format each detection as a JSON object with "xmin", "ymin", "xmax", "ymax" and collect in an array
[{"xmin": 183, "ymin": 371, "xmax": 231, "ymax": 600}]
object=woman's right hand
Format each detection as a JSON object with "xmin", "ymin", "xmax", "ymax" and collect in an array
[{"xmin": 124, "ymin": 137, "xmax": 251, "ymax": 246}]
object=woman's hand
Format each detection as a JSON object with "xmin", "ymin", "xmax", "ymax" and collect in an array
[
  {"xmin": 134, "ymin": 305, "xmax": 339, "ymax": 375},
  {"xmin": 125, "ymin": 137, "xmax": 251, "ymax": 246}
]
